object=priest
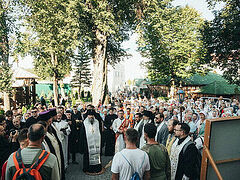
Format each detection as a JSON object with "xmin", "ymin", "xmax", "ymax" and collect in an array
[
  {"xmin": 112, "ymin": 109, "xmax": 129, "ymax": 153},
  {"xmin": 82, "ymin": 109, "xmax": 103, "ymax": 174}
]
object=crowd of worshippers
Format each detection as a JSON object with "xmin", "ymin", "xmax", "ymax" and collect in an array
[{"xmin": 0, "ymin": 95, "xmax": 238, "ymax": 180}]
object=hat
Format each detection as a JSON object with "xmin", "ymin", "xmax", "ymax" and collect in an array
[
  {"xmin": 86, "ymin": 109, "xmax": 95, "ymax": 116},
  {"xmin": 38, "ymin": 111, "xmax": 51, "ymax": 121},
  {"xmin": 143, "ymin": 110, "xmax": 152, "ymax": 118},
  {"xmin": 49, "ymin": 108, "xmax": 57, "ymax": 117},
  {"xmin": 65, "ymin": 110, "xmax": 72, "ymax": 114}
]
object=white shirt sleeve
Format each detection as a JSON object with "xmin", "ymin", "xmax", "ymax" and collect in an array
[{"xmin": 111, "ymin": 152, "xmax": 120, "ymax": 173}]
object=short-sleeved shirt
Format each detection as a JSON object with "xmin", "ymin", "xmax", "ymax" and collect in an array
[
  {"xmin": 5, "ymin": 147, "xmax": 60, "ymax": 180},
  {"xmin": 111, "ymin": 148, "xmax": 150, "ymax": 180}
]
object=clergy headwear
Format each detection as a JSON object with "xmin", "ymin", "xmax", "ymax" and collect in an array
[
  {"xmin": 38, "ymin": 111, "xmax": 51, "ymax": 121},
  {"xmin": 143, "ymin": 110, "xmax": 152, "ymax": 118},
  {"xmin": 65, "ymin": 110, "xmax": 71, "ymax": 114},
  {"xmin": 49, "ymin": 108, "xmax": 57, "ymax": 117},
  {"xmin": 86, "ymin": 109, "xmax": 95, "ymax": 116}
]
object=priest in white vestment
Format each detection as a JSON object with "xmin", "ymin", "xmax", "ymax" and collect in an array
[{"xmin": 82, "ymin": 109, "xmax": 103, "ymax": 174}]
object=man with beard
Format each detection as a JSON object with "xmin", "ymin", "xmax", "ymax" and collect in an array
[
  {"xmin": 103, "ymin": 108, "xmax": 118, "ymax": 156},
  {"xmin": 53, "ymin": 112, "xmax": 71, "ymax": 170},
  {"xmin": 166, "ymin": 119, "xmax": 179, "ymax": 155},
  {"xmin": 72, "ymin": 106, "xmax": 82, "ymax": 121},
  {"xmin": 66, "ymin": 110, "xmax": 83, "ymax": 164},
  {"xmin": 38, "ymin": 109, "xmax": 65, "ymax": 180},
  {"xmin": 5, "ymin": 110, "xmax": 14, "ymax": 134},
  {"xmin": 138, "ymin": 110, "xmax": 153, "ymax": 148},
  {"xmin": 82, "ymin": 109, "xmax": 103, "ymax": 174},
  {"xmin": 112, "ymin": 110, "xmax": 129, "ymax": 153},
  {"xmin": 154, "ymin": 113, "xmax": 169, "ymax": 146},
  {"xmin": 170, "ymin": 123, "xmax": 200, "ymax": 180},
  {"xmin": 57, "ymin": 106, "xmax": 67, "ymax": 120},
  {"xmin": 133, "ymin": 113, "xmax": 143, "ymax": 131}
]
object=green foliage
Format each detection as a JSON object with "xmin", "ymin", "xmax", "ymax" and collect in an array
[
  {"xmin": 0, "ymin": 62, "xmax": 12, "ymax": 92},
  {"xmin": 16, "ymin": 0, "xmax": 81, "ymax": 80},
  {"xmin": 0, "ymin": 1, "xmax": 9, "ymax": 63},
  {"xmin": 202, "ymin": 0, "xmax": 240, "ymax": 85},
  {"xmin": 137, "ymin": 1, "xmax": 208, "ymax": 82},
  {"xmin": 76, "ymin": 0, "xmax": 139, "ymax": 64},
  {"xmin": 71, "ymin": 46, "xmax": 92, "ymax": 88}
]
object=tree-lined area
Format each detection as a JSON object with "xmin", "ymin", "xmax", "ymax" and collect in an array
[{"xmin": 0, "ymin": 0, "xmax": 239, "ymax": 109}]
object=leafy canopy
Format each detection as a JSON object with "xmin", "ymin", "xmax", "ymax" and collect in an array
[
  {"xmin": 16, "ymin": 0, "xmax": 81, "ymax": 79},
  {"xmin": 137, "ymin": 0, "xmax": 208, "ymax": 82},
  {"xmin": 202, "ymin": 0, "xmax": 240, "ymax": 85}
]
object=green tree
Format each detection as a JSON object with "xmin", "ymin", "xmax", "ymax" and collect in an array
[
  {"xmin": 71, "ymin": 46, "xmax": 92, "ymax": 98},
  {"xmin": 137, "ymin": 1, "xmax": 207, "ymax": 84},
  {"xmin": 76, "ymin": 0, "xmax": 140, "ymax": 105},
  {"xmin": 0, "ymin": 0, "xmax": 14, "ymax": 111},
  {"xmin": 202, "ymin": 0, "xmax": 240, "ymax": 85},
  {"xmin": 17, "ymin": 0, "xmax": 80, "ymax": 106}
]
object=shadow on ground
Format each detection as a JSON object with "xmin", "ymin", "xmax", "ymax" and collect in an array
[{"xmin": 66, "ymin": 154, "xmax": 113, "ymax": 180}]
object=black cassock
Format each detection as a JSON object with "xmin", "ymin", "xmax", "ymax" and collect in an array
[
  {"xmin": 81, "ymin": 120, "xmax": 102, "ymax": 173},
  {"xmin": 45, "ymin": 125, "xmax": 65, "ymax": 180},
  {"xmin": 68, "ymin": 118, "xmax": 84, "ymax": 155},
  {"xmin": 103, "ymin": 114, "xmax": 118, "ymax": 156}
]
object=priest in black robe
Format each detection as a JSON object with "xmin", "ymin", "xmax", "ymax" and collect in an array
[
  {"xmin": 103, "ymin": 108, "xmax": 117, "ymax": 156},
  {"xmin": 38, "ymin": 109, "xmax": 66, "ymax": 180},
  {"xmin": 82, "ymin": 109, "xmax": 104, "ymax": 175}
]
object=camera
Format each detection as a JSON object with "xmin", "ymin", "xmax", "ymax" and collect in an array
[{"xmin": 10, "ymin": 129, "xmax": 16, "ymax": 136}]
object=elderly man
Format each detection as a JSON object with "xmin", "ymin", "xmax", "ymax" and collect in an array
[{"xmin": 82, "ymin": 109, "xmax": 103, "ymax": 174}]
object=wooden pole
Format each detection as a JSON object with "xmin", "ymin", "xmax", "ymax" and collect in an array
[{"xmin": 204, "ymin": 146, "xmax": 223, "ymax": 180}]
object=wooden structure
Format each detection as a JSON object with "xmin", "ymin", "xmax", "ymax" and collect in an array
[
  {"xmin": 146, "ymin": 73, "xmax": 240, "ymax": 99},
  {"xmin": 201, "ymin": 116, "xmax": 240, "ymax": 180},
  {"xmin": 12, "ymin": 68, "xmax": 38, "ymax": 107}
]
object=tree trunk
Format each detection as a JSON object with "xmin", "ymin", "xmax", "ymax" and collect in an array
[
  {"xmin": 60, "ymin": 80, "xmax": 65, "ymax": 99},
  {"xmin": 3, "ymin": 92, "xmax": 10, "ymax": 111},
  {"xmin": 78, "ymin": 86, "xmax": 81, "ymax": 100},
  {"xmin": 92, "ymin": 29, "xmax": 108, "ymax": 106},
  {"xmin": 53, "ymin": 75, "xmax": 59, "ymax": 106},
  {"xmin": 51, "ymin": 52, "xmax": 59, "ymax": 106}
]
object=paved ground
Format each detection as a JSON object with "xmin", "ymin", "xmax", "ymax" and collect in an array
[{"xmin": 66, "ymin": 154, "xmax": 113, "ymax": 180}]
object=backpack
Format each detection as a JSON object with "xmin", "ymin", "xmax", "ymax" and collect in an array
[
  {"xmin": 121, "ymin": 152, "xmax": 146, "ymax": 180},
  {"xmin": 12, "ymin": 148, "xmax": 50, "ymax": 180},
  {"xmin": 183, "ymin": 140, "xmax": 202, "ymax": 179}
]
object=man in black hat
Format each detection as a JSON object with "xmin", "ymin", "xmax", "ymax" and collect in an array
[
  {"xmin": 38, "ymin": 110, "xmax": 65, "ymax": 180},
  {"xmin": 103, "ymin": 108, "xmax": 118, "ymax": 156},
  {"xmin": 81, "ymin": 109, "xmax": 103, "ymax": 174},
  {"xmin": 138, "ymin": 110, "xmax": 154, "ymax": 148},
  {"xmin": 66, "ymin": 110, "xmax": 83, "ymax": 164}
]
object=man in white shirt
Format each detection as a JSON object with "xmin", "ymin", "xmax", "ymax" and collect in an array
[{"xmin": 111, "ymin": 128, "xmax": 150, "ymax": 180}]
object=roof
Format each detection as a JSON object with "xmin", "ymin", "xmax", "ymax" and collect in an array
[
  {"xmin": 13, "ymin": 67, "xmax": 38, "ymax": 79},
  {"xmin": 200, "ymin": 81, "xmax": 240, "ymax": 95},
  {"xmin": 134, "ymin": 79, "xmax": 150, "ymax": 87},
  {"xmin": 183, "ymin": 72, "xmax": 225, "ymax": 86}
]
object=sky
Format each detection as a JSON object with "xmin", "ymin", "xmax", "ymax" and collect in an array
[
  {"xmin": 121, "ymin": 0, "xmax": 224, "ymax": 81},
  {"xmin": 14, "ymin": 0, "xmax": 224, "ymax": 81}
]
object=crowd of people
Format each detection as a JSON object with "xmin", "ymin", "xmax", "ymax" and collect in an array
[{"xmin": 0, "ymin": 93, "xmax": 238, "ymax": 180}]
